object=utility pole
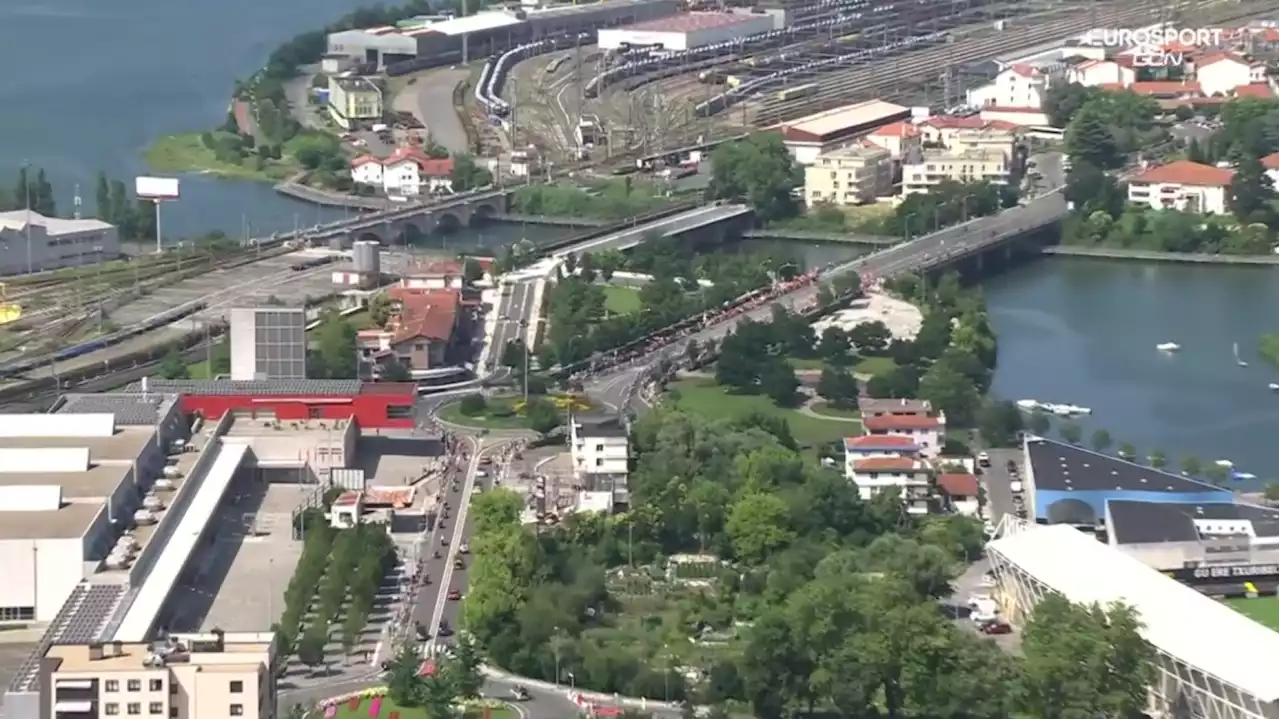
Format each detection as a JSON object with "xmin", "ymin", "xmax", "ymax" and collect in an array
[{"xmin": 22, "ymin": 161, "xmax": 32, "ymax": 274}]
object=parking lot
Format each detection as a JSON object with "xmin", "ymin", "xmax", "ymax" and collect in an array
[{"xmin": 980, "ymin": 448, "xmax": 1027, "ymax": 526}]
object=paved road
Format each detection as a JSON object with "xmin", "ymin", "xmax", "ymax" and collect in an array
[
  {"xmin": 397, "ymin": 68, "xmax": 472, "ymax": 155},
  {"xmin": 980, "ymin": 449, "xmax": 1025, "ymax": 525},
  {"xmin": 491, "ymin": 281, "xmax": 536, "ymax": 369}
]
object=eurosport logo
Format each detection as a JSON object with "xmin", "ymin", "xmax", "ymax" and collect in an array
[{"xmin": 1082, "ymin": 28, "xmax": 1225, "ymax": 67}]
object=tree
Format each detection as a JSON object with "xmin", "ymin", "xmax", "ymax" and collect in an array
[
  {"xmin": 295, "ymin": 628, "xmax": 327, "ymax": 674},
  {"xmin": 450, "ymin": 633, "xmax": 484, "ymax": 699},
  {"xmin": 1058, "ymin": 421, "xmax": 1082, "ymax": 445},
  {"xmin": 1264, "ymin": 482, "xmax": 1279, "ymax": 502},
  {"xmin": 381, "ymin": 359, "xmax": 412, "ymax": 381},
  {"xmin": 1228, "ymin": 154, "xmax": 1274, "ymax": 224},
  {"xmin": 758, "ymin": 356, "xmax": 800, "ymax": 407},
  {"xmin": 847, "ymin": 320, "xmax": 891, "ymax": 355},
  {"xmin": 1116, "ymin": 441, "xmax": 1136, "ymax": 460},
  {"xmin": 158, "ymin": 348, "xmax": 189, "ymax": 379},
  {"xmin": 1065, "ymin": 103, "xmax": 1121, "ymax": 169},
  {"xmin": 209, "ymin": 340, "xmax": 232, "ymax": 377},
  {"xmin": 816, "ymin": 365, "xmax": 859, "ymax": 409},
  {"xmin": 1027, "ymin": 409, "xmax": 1051, "ymax": 436},
  {"xmin": 369, "ymin": 293, "xmax": 393, "ymax": 327},
  {"xmin": 977, "ymin": 399, "xmax": 1024, "ymax": 448},
  {"xmin": 1089, "ymin": 428, "xmax": 1112, "ymax": 453},
  {"xmin": 918, "ymin": 361, "xmax": 981, "ymax": 427},
  {"xmin": 1203, "ymin": 463, "xmax": 1231, "ymax": 486},
  {"xmin": 1148, "ymin": 449, "xmax": 1167, "ymax": 469},
  {"xmin": 459, "ymin": 394, "xmax": 486, "ymax": 416},
  {"xmin": 725, "ymin": 492, "xmax": 794, "ymax": 564},
  {"xmin": 524, "ymin": 398, "xmax": 560, "ymax": 435},
  {"xmin": 451, "ymin": 153, "xmax": 492, "ymax": 192},
  {"xmin": 1180, "ymin": 455, "xmax": 1202, "ymax": 477},
  {"xmin": 708, "ymin": 132, "xmax": 801, "ymax": 223},
  {"xmin": 816, "ymin": 326, "xmax": 851, "ymax": 365},
  {"xmin": 386, "ymin": 645, "xmax": 424, "ymax": 707},
  {"xmin": 500, "ymin": 339, "xmax": 527, "ymax": 369},
  {"xmin": 310, "ymin": 311, "xmax": 357, "ymax": 379},
  {"xmin": 597, "ymin": 249, "xmax": 624, "ymax": 282},
  {"xmin": 95, "ymin": 172, "xmax": 113, "ymax": 223}
]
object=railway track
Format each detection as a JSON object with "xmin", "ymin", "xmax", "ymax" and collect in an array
[{"xmin": 750, "ymin": 0, "xmax": 1271, "ymax": 126}]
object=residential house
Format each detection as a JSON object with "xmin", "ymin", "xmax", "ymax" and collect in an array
[
  {"xmin": 1194, "ymin": 52, "xmax": 1268, "ymax": 97},
  {"xmin": 902, "ymin": 148, "xmax": 1010, "ymax": 195},
  {"xmin": 948, "ymin": 126, "xmax": 1019, "ymax": 161},
  {"xmin": 356, "ymin": 287, "xmax": 460, "ymax": 374},
  {"xmin": 569, "ymin": 413, "xmax": 630, "ymax": 508},
  {"xmin": 966, "ymin": 64, "xmax": 1050, "ymax": 111},
  {"xmin": 937, "ymin": 472, "xmax": 981, "ymax": 516},
  {"xmin": 803, "ymin": 143, "xmax": 893, "ymax": 206},
  {"xmin": 350, "ymin": 148, "xmax": 454, "ymax": 197},
  {"xmin": 1067, "ymin": 59, "xmax": 1136, "ymax": 88},
  {"xmin": 843, "ymin": 435, "xmax": 922, "ymax": 477},
  {"xmin": 858, "ymin": 397, "xmax": 933, "ymax": 418},
  {"xmin": 1263, "ymin": 153, "xmax": 1280, "ymax": 191},
  {"xmin": 847, "ymin": 456, "xmax": 932, "ymax": 515},
  {"xmin": 1126, "ymin": 160, "xmax": 1235, "ymax": 215},
  {"xmin": 863, "ymin": 121, "xmax": 922, "ymax": 159},
  {"xmin": 860, "ymin": 410, "xmax": 946, "ymax": 457},
  {"xmin": 327, "ymin": 75, "xmax": 382, "ymax": 130},
  {"xmin": 400, "ymin": 258, "xmax": 468, "ymax": 289}
]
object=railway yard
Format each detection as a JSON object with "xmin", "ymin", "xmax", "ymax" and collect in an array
[{"xmin": 469, "ymin": 0, "xmax": 1269, "ymax": 166}]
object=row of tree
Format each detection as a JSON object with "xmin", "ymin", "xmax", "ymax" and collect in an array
[
  {"xmin": 460, "ymin": 409, "xmax": 1156, "ymax": 715},
  {"xmin": 511, "ymin": 180, "xmax": 673, "ymax": 219},
  {"xmin": 277, "ymin": 510, "xmax": 337, "ymax": 660},
  {"xmin": 292, "ymin": 520, "xmax": 395, "ymax": 666}
]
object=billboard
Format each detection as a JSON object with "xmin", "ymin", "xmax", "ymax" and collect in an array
[
  {"xmin": 135, "ymin": 176, "xmax": 180, "ymax": 200},
  {"xmin": 1165, "ymin": 563, "xmax": 1278, "ymax": 584}
]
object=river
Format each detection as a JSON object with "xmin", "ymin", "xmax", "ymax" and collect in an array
[
  {"xmin": 985, "ymin": 258, "xmax": 1279, "ymax": 486},
  {"xmin": 0, "ymin": 0, "xmax": 366, "ymax": 238}
]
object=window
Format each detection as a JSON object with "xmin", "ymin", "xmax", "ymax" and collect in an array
[
  {"xmin": 309, "ymin": 406, "xmax": 322, "ymax": 419},
  {"xmin": 127, "ymin": 680, "xmax": 142, "ymax": 692},
  {"xmin": 594, "ymin": 444, "xmax": 604, "ymax": 452},
  {"xmin": 386, "ymin": 404, "xmax": 413, "ymax": 419},
  {"xmin": 0, "ymin": 606, "xmax": 34, "ymax": 621},
  {"xmin": 149, "ymin": 703, "xmax": 164, "ymax": 715},
  {"xmin": 169, "ymin": 709, "xmax": 177, "ymax": 718},
  {"xmin": 149, "ymin": 680, "xmax": 163, "ymax": 692},
  {"xmin": 105, "ymin": 704, "xmax": 120, "ymax": 716},
  {"xmin": 105, "ymin": 680, "xmax": 120, "ymax": 693},
  {"xmin": 230, "ymin": 705, "xmax": 244, "ymax": 716},
  {"xmin": 229, "ymin": 681, "xmax": 244, "ymax": 694},
  {"xmin": 128, "ymin": 703, "xmax": 142, "ymax": 715}
]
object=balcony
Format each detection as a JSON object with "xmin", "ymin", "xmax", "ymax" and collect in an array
[{"xmin": 54, "ymin": 700, "xmax": 97, "ymax": 719}]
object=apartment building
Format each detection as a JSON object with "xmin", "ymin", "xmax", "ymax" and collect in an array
[
  {"xmin": 947, "ymin": 126, "xmax": 1018, "ymax": 160},
  {"xmin": 846, "ymin": 456, "xmax": 932, "ymax": 515},
  {"xmin": 327, "ymin": 75, "xmax": 382, "ymax": 130},
  {"xmin": 569, "ymin": 414, "xmax": 629, "ymax": 477},
  {"xmin": 1127, "ymin": 160, "xmax": 1235, "ymax": 215},
  {"xmin": 860, "ymin": 409, "xmax": 946, "ymax": 457},
  {"xmin": 803, "ymin": 144, "xmax": 892, "ymax": 206},
  {"xmin": 902, "ymin": 148, "xmax": 1010, "ymax": 195},
  {"xmin": 44, "ymin": 633, "xmax": 276, "ymax": 719}
]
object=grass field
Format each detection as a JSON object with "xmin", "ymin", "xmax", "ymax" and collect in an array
[
  {"xmin": 670, "ymin": 377, "xmax": 860, "ymax": 449},
  {"xmin": 330, "ymin": 697, "xmax": 517, "ymax": 719},
  {"xmin": 1225, "ymin": 595, "xmax": 1279, "ymax": 630},
  {"xmin": 436, "ymin": 397, "xmax": 531, "ymax": 430},
  {"xmin": 788, "ymin": 356, "xmax": 897, "ymax": 377},
  {"xmin": 603, "ymin": 285, "xmax": 642, "ymax": 315},
  {"xmin": 809, "ymin": 401, "xmax": 863, "ymax": 419},
  {"xmin": 143, "ymin": 131, "xmax": 300, "ymax": 182}
]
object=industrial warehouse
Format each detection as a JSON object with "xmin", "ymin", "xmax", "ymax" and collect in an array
[
  {"xmin": 596, "ymin": 11, "xmax": 779, "ymax": 52},
  {"xmin": 0, "ymin": 380, "xmax": 439, "ymax": 719}
]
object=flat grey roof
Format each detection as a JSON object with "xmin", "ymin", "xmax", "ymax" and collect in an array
[
  {"xmin": 1027, "ymin": 439, "xmax": 1226, "ymax": 495},
  {"xmin": 0, "ymin": 426, "xmax": 157, "ymax": 461},
  {"xmin": 0, "ymin": 502, "xmax": 104, "ymax": 540},
  {"xmin": 1108, "ymin": 500, "xmax": 1280, "ymax": 545}
]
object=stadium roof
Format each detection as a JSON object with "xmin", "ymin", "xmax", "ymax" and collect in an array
[
  {"xmin": 777, "ymin": 100, "xmax": 910, "ymax": 144},
  {"xmin": 1026, "ymin": 438, "xmax": 1229, "ymax": 494},
  {"xmin": 1107, "ymin": 499, "xmax": 1280, "ymax": 545},
  {"xmin": 988, "ymin": 524, "xmax": 1280, "ymax": 703}
]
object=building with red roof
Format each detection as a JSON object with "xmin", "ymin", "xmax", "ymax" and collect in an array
[
  {"xmin": 1194, "ymin": 52, "xmax": 1268, "ymax": 97},
  {"xmin": 965, "ymin": 62, "xmax": 1051, "ymax": 113},
  {"xmin": 847, "ymin": 456, "xmax": 932, "ymax": 515},
  {"xmin": 936, "ymin": 472, "xmax": 981, "ymax": 515},
  {"xmin": 351, "ymin": 147, "xmax": 454, "ymax": 197},
  {"xmin": 1127, "ymin": 160, "xmax": 1235, "ymax": 215},
  {"xmin": 860, "ymin": 410, "xmax": 946, "ymax": 457},
  {"xmin": 356, "ymin": 288, "xmax": 464, "ymax": 374}
]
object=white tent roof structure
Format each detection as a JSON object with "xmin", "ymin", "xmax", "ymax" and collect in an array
[{"xmin": 988, "ymin": 524, "xmax": 1279, "ymax": 704}]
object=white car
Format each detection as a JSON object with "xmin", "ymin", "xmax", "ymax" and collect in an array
[{"xmin": 977, "ymin": 451, "xmax": 991, "ymax": 467}]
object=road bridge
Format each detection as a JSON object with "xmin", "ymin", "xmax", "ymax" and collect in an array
[
  {"xmin": 743, "ymin": 228, "xmax": 897, "ymax": 245},
  {"xmin": 553, "ymin": 204, "xmax": 755, "ymax": 257}
]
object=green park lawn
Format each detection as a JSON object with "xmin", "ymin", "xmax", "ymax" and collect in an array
[
  {"xmin": 1225, "ymin": 595, "xmax": 1279, "ymax": 630},
  {"xmin": 329, "ymin": 696, "xmax": 518, "ymax": 719},
  {"xmin": 436, "ymin": 397, "xmax": 530, "ymax": 430},
  {"xmin": 788, "ymin": 355, "xmax": 896, "ymax": 377},
  {"xmin": 602, "ymin": 285, "xmax": 642, "ymax": 315},
  {"xmin": 670, "ymin": 377, "xmax": 861, "ymax": 449},
  {"xmin": 809, "ymin": 401, "xmax": 863, "ymax": 419},
  {"xmin": 143, "ymin": 131, "xmax": 301, "ymax": 182}
]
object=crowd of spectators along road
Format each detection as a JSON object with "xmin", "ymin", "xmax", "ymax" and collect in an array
[{"xmin": 564, "ymin": 268, "xmax": 825, "ymax": 384}]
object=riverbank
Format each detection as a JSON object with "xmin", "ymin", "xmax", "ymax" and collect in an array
[
  {"xmin": 143, "ymin": 132, "xmax": 300, "ymax": 182},
  {"xmin": 1261, "ymin": 333, "xmax": 1278, "ymax": 366},
  {"xmin": 1044, "ymin": 246, "xmax": 1278, "ymax": 265}
]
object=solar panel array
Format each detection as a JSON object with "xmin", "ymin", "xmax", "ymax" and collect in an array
[
  {"xmin": 57, "ymin": 394, "xmax": 172, "ymax": 426},
  {"xmin": 125, "ymin": 379, "xmax": 364, "ymax": 396},
  {"xmin": 7, "ymin": 584, "xmax": 126, "ymax": 693}
]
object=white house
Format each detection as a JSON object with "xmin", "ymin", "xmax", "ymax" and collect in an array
[
  {"xmin": 1194, "ymin": 52, "xmax": 1267, "ymax": 97},
  {"xmin": 861, "ymin": 412, "xmax": 946, "ymax": 457},
  {"xmin": 569, "ymin": 415, "xmax": 629, "ymax": 477},
  {"xmin": 966, "ymin": 63, "xmax": 1050, "ymax": 111},
  {"xmin": 1067, "ymin": 59, "xmax": 1136, "ymax": 88},
  {"xmin": 843, "ymin": 435, "xmax": 922, "ymax": 478},
  {"xmin": 863, "ymin": 121, "xmax": 922, "ymax": 159},
  {"xmin": 1127, "ymin": 160, "xmax": 1235, "ymax": 215},
  {"xmin": 350, "ymin": 147, "xmax": 454, "ymax": 197},
  {"xmin": 848, "ymin": 457, "xmax": 932, "ymax": 514},
  {"xmin": 937, "ymin": 472, "xmax": 981, "ymax": 516}
]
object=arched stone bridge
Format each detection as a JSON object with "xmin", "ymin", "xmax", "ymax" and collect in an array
[{"xmin": 304, "ymin": 188, "xmax": 517, "ymax": 247}]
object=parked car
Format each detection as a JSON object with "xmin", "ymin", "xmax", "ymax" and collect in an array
[
  {"xmin": 977, "ymin": 451, "xmax": 991, "ymax": 467},
  {"xmin": 982, "ymin": 621, "xmax": 1013, "ymax": 636},
  {"xmin": 447, "ymin": 589, "xmax": 462, "ymax": 601}
]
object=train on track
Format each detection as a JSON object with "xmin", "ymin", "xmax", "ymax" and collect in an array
[
  {"xmin": 290, "ymin": 255, "xmax": 339, "ymax": 272},
  {"xmin": 475, "ymin": 33, "xmax": 593, "ymax": 121},
  {"xmin": 0, "ymin": 301, "xmax": 209, "ymax": 380}
]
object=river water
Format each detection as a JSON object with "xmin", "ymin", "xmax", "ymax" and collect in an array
[
  {"xmin": 0, "ymin": 0, "xmax": 366, "ymax": 238},
  {"xmin": 985, "ymin": 258, "xmax": 1278, "ymax": 486}
]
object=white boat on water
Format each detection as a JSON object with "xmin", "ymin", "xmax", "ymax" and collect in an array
[
  {"xmin": 1038, "ymin": 402, "xmax": 1093, "ymax": 417},
  {"xmin": 1270, "ymin": 383, "xmax": 1279, "ymax": 391},
  {"xmin": 1016, "ymin": 399, "xmax": 1038, "ymax": 410},
  {"xmin": 1234, "ymin": 342, "xmax": 1248, "ymax": 367},
  {"xmin": 1157, "ymin": 342, "xmax": 1180, "ymax": 352}
]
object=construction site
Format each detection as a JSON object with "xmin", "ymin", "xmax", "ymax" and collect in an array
[{"xmin": 447, "ymin": 0, "xmax": 1273, "ymax": 169}]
